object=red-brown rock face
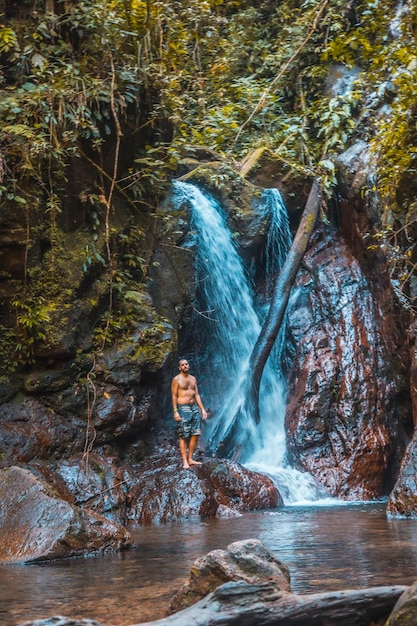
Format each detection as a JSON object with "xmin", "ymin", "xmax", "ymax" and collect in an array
[
  {"xmin": 0, "ymin": 466, "xmax": 133, "ymax": 563},
  {"xmin": 387, "ymin": 429, "xmax": 417, "ymax": 517},
  {"xmin": 285, "ymin": 228, "xmax": 411, "ymax": 500},
  {"xmin": 125, "ymin": 452, "xmax": 281, "ymax": 523}
]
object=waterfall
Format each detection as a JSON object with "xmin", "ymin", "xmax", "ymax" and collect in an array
[{"xmin": 172, "ymin": 181, "xmax": 324, "ymax": 504}]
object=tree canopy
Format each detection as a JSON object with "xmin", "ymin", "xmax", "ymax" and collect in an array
[{"xmin": 1, "ymin": 0, "xmax": 417, "ymax": 368}]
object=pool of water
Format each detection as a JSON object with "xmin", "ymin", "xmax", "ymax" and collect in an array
[{"xmin": 1, "ymin": 502, "xmax": 417, "ymax": 625}]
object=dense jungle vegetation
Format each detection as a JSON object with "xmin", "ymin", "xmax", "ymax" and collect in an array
[{"xmin": 1, "ymin": 0, "xmax": 417, "ymax": 371}]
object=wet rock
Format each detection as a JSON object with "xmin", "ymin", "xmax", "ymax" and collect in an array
[
  {"xmin": 23, "ymin": 364, "xmax": 77, "ymax": 394},
  {"xmin": 169, "ymin": 538, "xmax": 291, "ymax": 614},
  {"xmin": 386, "ymin": 580, "xmax": 417, "ymax": 625},
  {"xmin": 215, "ymin": 504, "xmax": 242, "ymax": 518},
  {"xmin": 285, "ymin": 227, "xmax": 410, "ymax": 500},
  {"xmin": 125, "ymin": 451, "xmax": 281, "ymax": 523},
  {"xmin": 0, "ymin": 398, "xmax": 80, "ymax": 466},
  {"xmin": 387, "ymin": 430, "xmax": 417, "ymax": 518},
  {"xmin": 336, "ymin": 141, "xmax": 372, "ymax": 205},
  {"xmin": 28, "ymin": 453, "xmax": 132, "ymax": 525},
  {"xmin": 97, "ymin": 317, "xmax": 177, "ymax": 384},
  {"xmin": 0, "ymin": 374, "xmax": 20, "ymax": 403},
  {"xmin": 409, "ymin": 319, "xmax": 417, "ymax": 429},
  {"xmin": 51, "ymin": 454, "xmax": 131, "ymax": 525},
  {"xmin": 0, "ymin": 466, "xmax": 133, "ymax": 563}
]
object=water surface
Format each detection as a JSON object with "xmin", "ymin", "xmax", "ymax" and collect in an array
[{"xmin": 2, "ymin": 502, "xmax": 417, "ymax": 625}]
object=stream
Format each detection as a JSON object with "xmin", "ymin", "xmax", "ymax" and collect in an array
[{"xmin": 2, "ymin": 502, "xmax": 417, "ymax": 625}]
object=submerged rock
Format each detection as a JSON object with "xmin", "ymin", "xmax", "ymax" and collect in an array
[
  {"xmin": 168, "ymin": 538, "xmax": 291, "ymax": 613},
  {"xmin": 0, "ymin": 466, "xmax": 133, "ymax": 563},
  {"xmin": 125, "ymin": 451, "xmax": 281, "ymax": 523}
]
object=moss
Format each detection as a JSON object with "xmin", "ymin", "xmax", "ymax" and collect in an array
[{"xmin": 131, "ymin": 319, "xmax": 177, "ymax": 371}]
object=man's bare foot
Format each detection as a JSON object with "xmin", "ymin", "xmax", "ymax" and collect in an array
[
  {"xmin": 182, "ymin": 461, "xmax": 190, "ymax": 469},
  {"xmin": 188, "ymin": 459, "xmax": 202, "ymax": 466}
]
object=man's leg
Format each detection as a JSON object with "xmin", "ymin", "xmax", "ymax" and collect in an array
[
  {"xmin": 179, "ymin": 437, "xmax": 189, "ymax": 468},
  {"xmin": 188, "ymin": 435, "xmax": 202, "ymax": 466}
]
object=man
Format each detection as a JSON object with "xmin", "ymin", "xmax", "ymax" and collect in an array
[{"xmin": 171, "ymin": 358, "xmax": 207, "ymax": 468}]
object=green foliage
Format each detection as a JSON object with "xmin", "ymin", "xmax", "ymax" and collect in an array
[
  {"xmin": 11, "ymin": 296, "xmax": 53, "ymax": 367},
  {"xmin": 1, "ymin": 0, "xmax": 415, "ymax": 212},
  {"xmin": 3, "ymin": 0, "xmax": 417, "ymax": 361},
  {"xmin": 0, "ymin": 26, "xmax": 19, "ymax": 57}
]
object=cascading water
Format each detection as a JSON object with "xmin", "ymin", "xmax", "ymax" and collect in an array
[{"xmin": 173, "ymin": 180, "xmax": 324, "ymax": 503}]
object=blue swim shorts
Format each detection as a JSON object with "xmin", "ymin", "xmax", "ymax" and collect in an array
[{"xmin": 176, "ymin": 403, "xmax": 201, "ymax": 439}]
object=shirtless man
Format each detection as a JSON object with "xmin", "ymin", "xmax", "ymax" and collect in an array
[{"xmin": 171, "ymin": 358, "xmax": 207, "ymax": 469}]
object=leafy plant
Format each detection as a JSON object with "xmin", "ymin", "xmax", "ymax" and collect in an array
[{"xmin": 11, "ymin": 296, "xmax": 53, "ymax": 366}]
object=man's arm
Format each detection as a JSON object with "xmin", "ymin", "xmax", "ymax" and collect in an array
[
  {"xmin": 171, "ymin": 377, "xmax": 180, "ymax": 421},
  {"xmin": 195, "ymin": 382, "xmax": 207, "ymax": 420}
]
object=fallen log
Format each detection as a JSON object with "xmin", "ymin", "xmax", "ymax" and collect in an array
[
  {"xmin": 18, "ymin": 581, "xmax": 409, "ymax": 626},
  {"xmin": 134, "ymin": 580, "xmax": 408, "ymax": 626}
]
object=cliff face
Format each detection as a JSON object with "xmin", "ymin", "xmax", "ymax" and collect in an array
[
  {"xmin": 0, "ymin": 143, "xmax": 415, "ymax": 509},
  {"xmin": 285, "ymin": 227, "xmax": 411, "ymax": 499}
]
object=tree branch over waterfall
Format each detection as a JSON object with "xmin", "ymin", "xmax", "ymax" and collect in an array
[
  {"xmin": 249, "ymin": 178, "xmax": 322, "ymax": 424},
  {"xmin": 210, "ymin": 179, "xmax": 322, "ymax": 459}
]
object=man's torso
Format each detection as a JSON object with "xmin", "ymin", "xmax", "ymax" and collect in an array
[{"xmin": 175, "ymin": 373, "xmax": 197, "ymax": 405}]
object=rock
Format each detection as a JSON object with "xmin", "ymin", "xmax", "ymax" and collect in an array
[
  {"xmin": 285, "ymin": 227, "xmax": 410, "ymax": 499},
  {"xmin": 387, "ymin": 430, "xmax": 417, "ymax": 517},
  {"xmin": 215, "ymin": 504, "xmax": 242, "ymax": 518},
  {"xmin": 125, "ymin": 452, "xmax": 281, "ymax": 523},
  {"xmin": 0, "ymin": 202, "xmax": 27, "ymax": 279},
  {"xmin": 168, "ymin": 538, "xmax": 291, "ymax": 613},
  {"xmin": 32, "ymin": 453, "xmax": 132, "ymax": 525},
  {"xmin": 0, "ymin": 398, "xmax": 81, "ymax": 466},
  {"xmin": 386, "ymin": 580, "xmax": 417, "ymax": 625},
  {"xmin": 0, "ymin": 466, "xmax": 133, "ymax": 563},
  {"xmin": 336, "ymin": 141, "xmax": 372, "ymax": 203}
]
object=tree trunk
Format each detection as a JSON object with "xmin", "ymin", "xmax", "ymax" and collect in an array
[
  {"xmin": 133, "ymin": 581, "xmax": 407, "ymax": 626},
  {"xmin": 18, "ymin": 581, "xmax": 408, "ymax": 626},
  {"xmin": 249, "ymin": 178, "xmax": 321, "ymax": 424}
]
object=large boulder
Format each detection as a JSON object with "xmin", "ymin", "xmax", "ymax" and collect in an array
[
  {"xmin": 32, "ymin": 453, "xmax": 132, "ymax": 526},
  {"xmin": 0, "ymin": 466, "xmax": 133, "ymax": 563},
  {"xmin": 125, "ymin": 452, "xmax": 281, "ymax": 523},
  {"xmin": 168, "ymin": 538, "xmax": 291, "ymax": 613}
]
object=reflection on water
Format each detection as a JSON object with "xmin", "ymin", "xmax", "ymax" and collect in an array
[{"xmin": 2, "ymin": 503, "xmax": 417, "ymax": 625}]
